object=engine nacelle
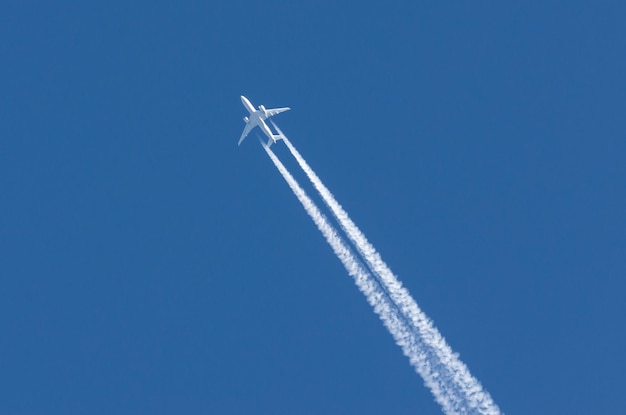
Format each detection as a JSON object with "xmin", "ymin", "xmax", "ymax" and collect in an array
[
  {"xmin": 243, "ymin": 116, "xmax": 249, "ymax": 123},
  {"xmin": 259, "ymin": 105, "xmax": 266, "ymax": 111}
]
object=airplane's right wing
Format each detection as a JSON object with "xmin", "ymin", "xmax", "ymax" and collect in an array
[
  {"xmin": 237, "ymin": 122, "xmax": 254, "ymax": 146},
  {"xmin": 263, "ymin": 107, "xmax": 290, "ymax": 118}
]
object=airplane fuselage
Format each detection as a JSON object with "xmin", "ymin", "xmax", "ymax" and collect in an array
[{"xmin": 240, "ymin": 96, "xmax": 274, "ymax": 140}]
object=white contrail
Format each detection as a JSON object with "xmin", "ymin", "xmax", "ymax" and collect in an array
[
  {"xmin": 261, "ymin": 142, "xmax": 473, "ymax": 414},
  {"xmin": 273, "ymin": 124, "xmax": 501, "ymax": 415}
]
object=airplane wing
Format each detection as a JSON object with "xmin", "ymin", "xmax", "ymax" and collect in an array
[
  {"xmin": 237, "ymin": 122, "xmax": 254, "ymax": 146},
  {"xmin": 262, "ymin": 107, "xmax": 291, "ymax": 119}
]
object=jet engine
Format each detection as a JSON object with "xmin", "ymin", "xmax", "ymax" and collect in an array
[{"xmin": 243, "ymin": 116, "xmax": 249, "ymax": 123}]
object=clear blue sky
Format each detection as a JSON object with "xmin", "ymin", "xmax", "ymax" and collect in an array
[{"xmin": 1, "ymin": 2, "xmax": 624, "ymax": 414}]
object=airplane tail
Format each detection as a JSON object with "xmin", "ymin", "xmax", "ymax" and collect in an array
[
  {"xmin": 267, "ymin": 120, "xmax": 288, "ymax": 147},
  {"xmin": 267, "ymin": 128, "xmax": 286, "ymax": 147}
]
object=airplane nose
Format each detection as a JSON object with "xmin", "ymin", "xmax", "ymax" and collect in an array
[{"xmin": 240, "ymin": 95, "xmax": 254, "ymax": 112}]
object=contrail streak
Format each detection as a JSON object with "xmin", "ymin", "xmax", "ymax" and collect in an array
[
  {"xmin": 262, "ymin": 141, "xmax": 470, "ymax": 414},
  {"xmin": 273, "ymin": 123, "xmax": 501, "ymax": 415}
]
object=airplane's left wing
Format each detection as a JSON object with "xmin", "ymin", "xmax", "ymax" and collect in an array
[
  {"xmin": 237, "ymin": 122, "xmax": 254, "ymax": 146},
  {"xmin": 263, "ymin": 107, "xmax": 290, "ymax": 118}
]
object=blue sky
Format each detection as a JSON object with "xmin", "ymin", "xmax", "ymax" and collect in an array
[{"xmin": 1, "ymin": 2, "xmax": 625, "ymax": 414}]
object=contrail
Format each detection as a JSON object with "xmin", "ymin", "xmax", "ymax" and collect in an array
[
  {"xmin": 262, "ymin": 141, "xmax": 479, "ymax": 414},
  {"xmin": 272, "ymin": 123, "xmax": 501, "ymax": 415}
]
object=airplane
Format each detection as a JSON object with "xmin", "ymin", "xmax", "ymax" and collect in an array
[{"xmin": 238, "ymin": 95, "xmax": 290, "ymax": 146}]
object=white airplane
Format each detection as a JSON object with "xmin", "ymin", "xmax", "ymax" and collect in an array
[{"xmin": 238, "ymin": 95, "xmax": 290, "ymax": 146}]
